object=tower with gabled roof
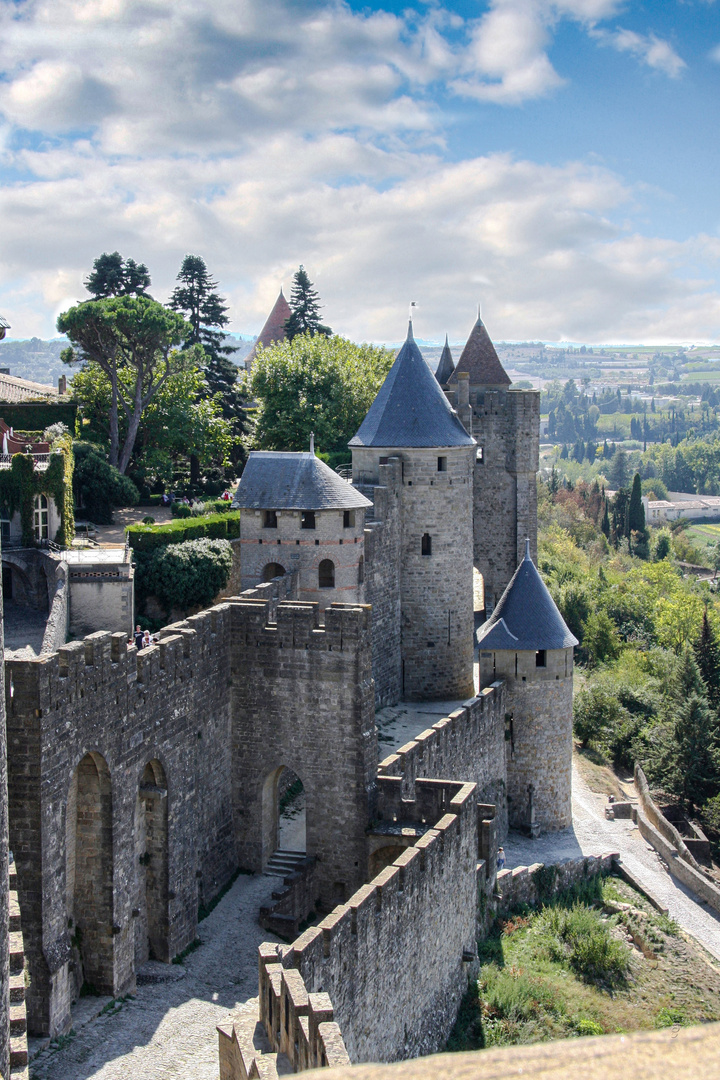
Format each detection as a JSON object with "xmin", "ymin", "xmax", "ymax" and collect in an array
[
  {"xmin": 447, "ymin": 316, "xmax": 539, "ymax": 617},
  {"xmin": 350, "ymin": 321, "xmax": 476, "ymax": 701}
]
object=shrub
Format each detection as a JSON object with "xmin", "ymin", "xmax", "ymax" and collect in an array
[
  {"xmin": 153, "ymin": 538, "xmax": 233, "ymax": 613},
  {"xmin": 534, "ymin": 902, "xmax": 629, "ymax": 985},
  {"xmin": 171, "ymin": 503, "xmax": 192, "ymax": 518},
  {"xmin": 126, "ymin": 511, "xmax": 240, "ymax": 552},
  {"xmin": 573, "ymin": 685, "xmax": 628, "ymax": 749},
  {"xmin": 73, "ymin": 442, "xmax": 139, "ymax": 525}
]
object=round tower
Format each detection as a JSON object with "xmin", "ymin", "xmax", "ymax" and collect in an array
[
  {"xmin": 350, "ymin": 321, "xmax": 476, "ymax": 701},
  {"xmin": 477, "ymin": 540, "xmax": 577, "ymax": 833}
]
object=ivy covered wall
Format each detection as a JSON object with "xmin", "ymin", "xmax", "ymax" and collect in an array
[{"xmin": 0, "ymin": 433, "xmax": 74, "ymax": 547}]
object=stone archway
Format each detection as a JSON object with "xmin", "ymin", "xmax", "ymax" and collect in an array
[
  {"xmin": 262, "ymin": 766, "xmax": 306, "ymax": 868},
  {"xmin": 135, "ymin": 760, "xmax": 169, "ymax": 965},
  {"xmin": 66, "ymin": 752, "xmax": 114, "ymax": 999}
]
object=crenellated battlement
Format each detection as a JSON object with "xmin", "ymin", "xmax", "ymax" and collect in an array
[{"xmin": 228, "ymin": 598, "xmax": 372, "ymax": 652}]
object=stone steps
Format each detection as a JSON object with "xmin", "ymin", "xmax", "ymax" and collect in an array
[{"xmin": 265, "ymin": 850, "xmax": 307, "ymax": 878}]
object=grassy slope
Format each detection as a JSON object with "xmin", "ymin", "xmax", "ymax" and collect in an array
[{"xmin": 449, "ymin": 876, "xmax": 720, "ymax": 1052}]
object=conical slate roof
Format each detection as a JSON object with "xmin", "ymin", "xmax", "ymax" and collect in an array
[
  {"xmin": 477, "ymin": 541, "xmax": 578, "ymax": 651},
  {"xmin": 246, "ymin": 289, "xmax": 291, "ymax": 369},
  {"xmin": 233, "ymin": 451, "xmax": 372, "ymax": 511},
  {"xmin": 349, "ymin": 322, "xmax": 475, "ymax": 449},
  {"xmin": 435, "ymin": 335, "xmax": 455, "ymax": 385},
  {"xmin": 448, "ymin": 316, "xmax": 510, "ymax": 388}
]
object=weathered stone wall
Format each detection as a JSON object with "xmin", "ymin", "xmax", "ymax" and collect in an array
[
  {"xmin": 280, "ymin": 778, "xmax": 478, "ymax": 1064},
  {"xmin": 496, "ymin": 853, "xmax": 616, "ymax": 913},
  {"xmin": 356, "ymin": 459, "xmax": 402, "ymax": 708},
  {"xmin": 231, "ymin": 599, "xmax": 377, "ymax": 911},
  {"xmin": 479, "ymin": 647, "xmax": 573, "ymax": 832},
  {"xmin": 378, "ymin": 684, "xmax": 508, "ymax": 839},
  {"xmin": 40, "ymin": 559, "xmax": 68, "ymax": 654},
  {"xmin": 67, "ymin": 561, "xmax": 133, "ymax": 640},
  {"xmin": 239, "ymin": 506, "xmax": 366, "ymax": 612},
  {"xmin": 0, "ymin": 569, "xmax": 9, "ymax": 1080},
  {"xmin": 469, "ymin": 388, "xmax": 539, "ymax": 613},
  {"xmin": 6, "ymin": 607, "xmax": 236, "ymax": 1038}
]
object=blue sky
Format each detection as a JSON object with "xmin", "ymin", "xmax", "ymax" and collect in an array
[{"xmin": 1, "ymin": 0, "xmax": 720, "ymax": 344}]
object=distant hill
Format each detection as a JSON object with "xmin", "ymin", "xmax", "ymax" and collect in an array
[{"xmin": 0, "ymin": 337, "xmax": 67, "ymax": 388}]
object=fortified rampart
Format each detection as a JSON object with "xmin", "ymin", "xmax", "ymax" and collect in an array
[
  {"xmin": 267, "ymin": 778, "xmax": 478, "ymax": 1064},
  {"xmin": 377, "ymin": 684, "xmax": 508, "ymax": 839}
]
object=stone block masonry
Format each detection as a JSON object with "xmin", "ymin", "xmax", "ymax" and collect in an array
[
  {"xmin": 377, "ymin": 683, "xmax": 508, "ymax": 839},
  {"xmin": 268, "ymin": 778, "xmax": 478, "ymax": 1064},
  {"xmin": 231, "ymin": 599, "xmax": 377, "ymax": 912},
  {"xmin": 496, "ymin": 853, "xmax": 617, "ymax": 913}
]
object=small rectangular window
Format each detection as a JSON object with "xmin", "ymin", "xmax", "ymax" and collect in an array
[
  {"xmin": 301, "ymin": 511, "xmax": 316, "ymax": 530},
  {"xmin": 437, "ymin": 456, "xmax": 447, "ymax": 472},
  {"xmin": 343, "ymin": 510, "xmax": 355, "ymax": 528},
  {"xmin": 263, "ymin": 510, "xmax": 277, "ymax": 528},
  {"xmin": 535, "ymin": 650, "xmax": 546, "ymax": 668},
  {"xmin": 476, "ymin": 447, "xmax": 484, "ymax": 462},
  {"xmin": 379, "ymin": 456, "xmax": 389, "ymax": 465},
  {"xmin": 421, "ymin": 533, "xmax": 432, "ymax": 557}
]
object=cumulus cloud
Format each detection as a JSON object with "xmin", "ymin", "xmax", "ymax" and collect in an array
[
  {"xmin": 0, "ymin": 0, "xmax": 716, "ymax": 344},
  {"xmin": 593, "ymin": 27, "xmax": 687, "ymax": 77}
]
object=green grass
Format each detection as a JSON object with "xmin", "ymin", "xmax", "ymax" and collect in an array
[
  {"xmin": 447, "ymin": 875, "xmax": 720, "ymax": 1053},
  {"xmin": 685, "ymin": 523, "xmax": 720, "ymax": 551}
]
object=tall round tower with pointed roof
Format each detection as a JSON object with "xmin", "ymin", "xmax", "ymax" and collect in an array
[
  {"xmin": 350, "ymin": 322, "xmax": 476, "ymax": 700},
  {"xmin": 477, "ymin": 541, "xmax": 577, "ymax": 832}
]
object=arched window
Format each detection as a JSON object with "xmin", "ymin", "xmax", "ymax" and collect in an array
[
  {"xmin": 319, "ymin": 559, "xmax": 335, "ymax": 588},
  {"xmin": 421, "ymin": 533, "xmax": 432, "ymax": 557},
  {"xmin": 358, "ymin": 555, "xmax": 364, "ymax": 584},
  {"xmin": 262, "ymin": 562, "xmax": 285, "ymax": 582}
]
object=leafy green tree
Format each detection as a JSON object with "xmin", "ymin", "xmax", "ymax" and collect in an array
[
  {"xmin": 84, "ymin": 251, "xmax": 152, "ymax": 299},
  {"xmin": 583, "ymin": 609, "xmax": 621, "ymax": 667},
  {"xmin": 251, "ymin": 334, "xmax": 393, "ymax": 453},
  {"xmin": 653, "ymin": 529, "xmax": 671, "ymax": 561},
  {"xmin": 284, "ymin": 266, "xmax": 331, "ymax": 341},
  {"xmin": 59, "ymin": 296, "xmax": 194, "ymax": 473},
  {"xmin": 72, "ymin": 442, "xmax": 139, "ymax": 524},
  {"xmin": 153, "ymin": 537, "xmax": 233, "ymax": 614},
  {"xmin": 609, "ymin": 448, "xmax": 630, "ymax": 489},
  {"xmin": 573, "ymin": 685, "xmax": 627, "ymax": 749}
]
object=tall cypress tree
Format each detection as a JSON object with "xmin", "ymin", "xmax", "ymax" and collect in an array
[
  {"xmin": 285, "ymin": 266, "xmax": 332, "ymax": 341},
  {"xmin": 169, "ymin": 255, "xmax": 247, "ymax": 474},
  {"xmin": 694, "ymin": 609, "xmax": 720, "ymax": 712},
  {"xmin": 628, "ymin": 472, "xmax": 645, "ymax": 532}
]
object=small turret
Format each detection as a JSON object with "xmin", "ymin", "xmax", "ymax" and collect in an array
[{"xmin": 447, "ymin": 316, "xmax": 510, "ymax": 390}]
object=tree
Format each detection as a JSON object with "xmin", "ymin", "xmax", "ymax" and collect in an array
[
  {"xmin": 72, "ymin": 442, "xmax": 139, "ymax": 524},
  {"xmin": 168, "ymin": 254, "xmax": 248, "ymax": 475},
  {"xmin": 609, "ymin": 447, "xmax": 630, "ymax": 489},
  {"xmin": 573, "ymin": 685, "xmax": 627, "ymax": 749},
  {"xmin": 694, "ymin": 609, "xmax": 720, "ymax": 712},
  {"xmin": 653, "ymin": 529, "xmax": 671, "ymax": 561},
  {"xmin": 628, "ymin": 473, "xmax": 645, "ymax": 532},
  {"xmin": 153, "ymin": 537, "xmax": 233, "ymax": 614},
  {"xmin": 251, "ymin": 334, "xmax": 393, "ymax": 454},
  {"xmin": 673, "ymin": 691, "xmax": 720, "ymax": 813},
  {"xmin": 582, "ymin": 609, "xmax": 621, "ymax": 667},
  {"xmin": 58, "ymin": 296, "xmax": 194, "ymax": 473},
  {"xmin": 285, "ymin": 266, "xmax": 331, "ymax": 341},
  {"xmin": 84, "ymin": 251, "xmax": 152, "ymax": 299}
]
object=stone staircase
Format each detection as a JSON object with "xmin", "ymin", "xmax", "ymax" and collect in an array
[
  {"xmin": 8, "ymin": 863, "xmax": 28, "ymax": 1080},
  {"xmin": 264, "ymin": 850, "xmax": 307, "ymax": 878}
]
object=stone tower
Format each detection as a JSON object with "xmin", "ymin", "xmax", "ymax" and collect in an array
[
  {"xmin": 245, "ymin": 288, "xmax": 291, "ymax": 375},
  {"xmin": 476, "ymin": 541, "xmax": 577, "ymax": 833},
  {"xmin": 447, "ymin": 317, "xmax": 539, "ymax": 616},
  {"xmin": 350, "ymin": 322, "xmax": 476, "ymax": 701}
]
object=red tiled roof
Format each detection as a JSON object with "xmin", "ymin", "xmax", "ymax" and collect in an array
[{"xmin": 448, "ymin": 317, "xmax": 510, "ymax": 388}]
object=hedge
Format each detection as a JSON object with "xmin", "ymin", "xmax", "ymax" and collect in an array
[
  {"xmin": 171, "ymin": 498, "xmax": 235, "ymax": 519},
  {"xmin": 127, "ymin": 511, "xmax": 240, "ymax": 552},
  {"xmin": 0, "ymin": 402, "xmax": 79, "ymax": 434}
]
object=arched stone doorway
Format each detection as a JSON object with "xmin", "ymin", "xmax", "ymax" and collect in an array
[
  {"xmin": 262, "ymin": 766, "xmax": 306, "ymax": 868},
  {"xmin": 66, "ymin": 752, "xmax": 114, "ymax": 1000},
  {"xmin": 262, "ymin": 562, "xmax": 285, "ymax": 582},
  {"xmin": 135, "ymin": 760, "xmax": 169, "ymax": 965}
]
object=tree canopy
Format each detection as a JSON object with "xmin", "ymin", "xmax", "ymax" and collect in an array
[
  {"xmin": 58, "ymin": 295, "xmax": 194, "ymax": 473},
  {"xmin": 250, "ymin": 334, "xmax": 393, "ymax": 456},
  {"xmin": 84, "ymin": 251, "xmax": 152, "ymax": 299},
  {"xmin": 284, "ymin": 266, "xmax": 331, "ymax": 341}
]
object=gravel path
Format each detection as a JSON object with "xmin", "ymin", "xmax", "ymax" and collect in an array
[
  {"xmin": 504, "ymin": 761, "xmax": 720, "ymax": 962},
  {"xmin": 29, "ymin": 873, "xmax": 280, "ymax": 1080}
]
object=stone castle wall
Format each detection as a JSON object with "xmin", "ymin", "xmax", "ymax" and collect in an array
[
  {"xmin": 479, "ymin": 647, "xmax": 573, "ymax": 832},
  {"xmin": 0, "ymin": 587, "xmax": 9, "ymax": 1079},
  {"xmin": 378, "ymin": 683, "xmax": 508, "ymax": 839},
  {"xmin": 278, "ymin": 777, "xmax": 478, "ymax": 1063},
  {"xmin": 469, "ymin": 388, "xmax": 539, "ymax": 612},
  {"xmin": 231, "ymin": 599, "xmax": 377, "ymax": 911}
]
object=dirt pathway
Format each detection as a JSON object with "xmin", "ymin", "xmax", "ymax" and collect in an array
[
  {"xmin": 504, "ymin": 761, "xmax": 720, "ymax": 962},
  {"xmin": 28, "ymin": 873, "xmax": 280, "ymax": 1080}
]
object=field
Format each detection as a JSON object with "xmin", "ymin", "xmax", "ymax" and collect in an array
[
  {"xmin": 448, "ymin": 875, "xmax": 720, "ymax": 1052},
  {"xmin": 685, "ymin": 523, "xmax": 720, "ymax": 555}
]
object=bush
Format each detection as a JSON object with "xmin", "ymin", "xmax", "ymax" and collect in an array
[
  {"xmin": 573, "ymin": 685, "xmax": 627, "ymax": 748},
  {"xmin": 534, "ymin": 903, "xmax": 629, "ymax": 985},
  {"xmin": 171, "ymin": 503, "xmax": 192, "ymax": 518},
  {"xmin": 126, "ymin": 511, "xmax": 240, "ymax": 552},
  {"xmin": 153, "ymin": 538, "xmax": 233, "ymax": 612}
]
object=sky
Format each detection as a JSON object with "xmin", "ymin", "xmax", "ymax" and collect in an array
[{"xmin": 1, "ymin": 0, "xmax": 720, "ymax": 345}]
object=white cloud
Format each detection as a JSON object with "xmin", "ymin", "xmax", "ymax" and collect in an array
[{"xmin": 594, "ymin": 27, "xmax": 687, "ymax": 77}]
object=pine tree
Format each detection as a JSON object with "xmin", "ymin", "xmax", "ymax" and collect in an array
[
  {"xmin": 285, "ymin": 266, "xmax": 331, "ymax": 341},
  {"xmin": 85, "ymin": 251, "xmax": 152, "ymax": 299},
  {"xmin": 694, "ymin": 609, "xmax": 720, "ymax": 712},
  {"xmin": 169, "ymin": 255, "xmax": 247, "ymax": 474},
  {"xmin": 673, "ymin": 693, "xmax": 720, "ymax": 812},
  {"xmin": 628, "ymin": 472, "xmax": 645, "ymax": 532}
]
